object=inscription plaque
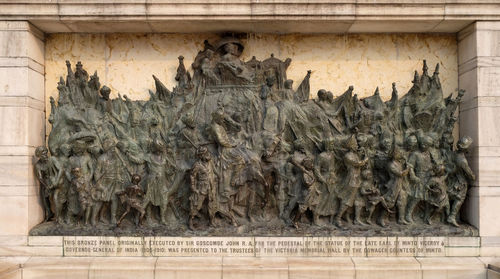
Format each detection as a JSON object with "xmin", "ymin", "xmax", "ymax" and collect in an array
[{"xmin": 63, "ymin": 236, "xmax": 445, "ymax": 257}]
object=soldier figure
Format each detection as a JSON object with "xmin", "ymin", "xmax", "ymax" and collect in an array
[
  {"xmin": 260, "ymin": 75, "xmax": 275, "ymax": 101},
  {"xmin": 96, "ymin": 85, "xmax": 111, "ymax": 113},
  {"xmin": 283, "ymin": 138, "xmax": 309, "ymax": 222},
  {"xmin": 281, "ymin": 79, "xmax": 294, "ymax": 101},
  {"xmin": 315, "ymin": 137, "xmax": 338, "ymax": 222},
  {"xmin": 210, "ymin": 108, "xmax": 242, "ymax": 206},
  {"xmin": 69, "ymin": 141, "xmax": 94, "ymax": 187},
  {"xmin": 189, "ymin": 147, "xmax": 218, "ymax": 230},
  {"xmin": 405, "ymin": 135, "xmax": 434, "ymax": 223},
  {"xmin": 261, "ymin": 135, "xmax": 293, "ymax": 221},
  {"xmin": 381, "ymin": 147, "xmax": 410, "ymax": 226},
  {"xmin": 291, "ymin": 157, "xmax": 321, "ymax": 228},
  {"xmin": 34, "ymin": 146, "xmax": 53, "ymax": 222},
  {"xmin": 94, "ymin": 138, "xmax": 129, "ymax": 224},
  {"xmin": 447, "ymin": 136, "xmax": 475, "ymax": 227},
  {"xmin": 143, "ymin": 140, "xmax": 171, "ymax": 225},
  {"xmin": 49, "ymin": 144, "xmax": 72, "ymax": 224},
  {"xmin": 178, "ymin": 114, "xmax": 200, "ymax": 168},
  {"xmin": 335, "ymin": 136, "xmax": 369, "ymax": 227},
  {"xmin": 200, "ymin": 49, "xmax": 220, "ymax": 86}
]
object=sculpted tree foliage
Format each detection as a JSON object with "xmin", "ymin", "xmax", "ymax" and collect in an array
[{"xmin": 32, "ymin": 37, "xmax": 476, "ymax": 236}]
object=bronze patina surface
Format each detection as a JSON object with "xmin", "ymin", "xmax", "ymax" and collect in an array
[{"xmin": 31, "ymin": 37, "xmax": 476, "ymax": 236}]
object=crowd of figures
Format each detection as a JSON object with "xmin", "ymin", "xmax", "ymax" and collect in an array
[{"xmin": 33, "ymin": 36, "xmax": 476, "ymax": 235}]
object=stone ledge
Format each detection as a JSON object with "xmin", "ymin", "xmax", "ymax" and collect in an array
[
  {"xmin": 0, "ymin": 246, "xmax": 62, "ymax": 257},
  {"xmin": 0, "ymin": 96, "xmax": 45, "ymax": 111},
  {"xmin": 0, "ymin": 21, "xmax": 43, "ymax": 39},
  {"xmin": 0, "ymin": 256, "xmax": 490, "ymax": 279},
  {"xmin": 460, "ymin": 96, "xmax": 500, "ymax": 113},
  {"xmin": 0, "ymin": 236, "xmax": 28, "ymax": 247},
  {"xmin": 27, "ymin": 18, "xmax": 470, "ymax": 34},
  {"xmin": 0, "ymin": 2, "xmax": 497, "ymax": 33},
  {"xmin": 458, "ymin": 57, "xmax": 500, "ymax": 76},
  {"xmin": 0, "ymin": 58, "xmax": 44, "ymax": 75}
]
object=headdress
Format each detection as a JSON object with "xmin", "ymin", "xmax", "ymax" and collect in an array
[{"xmin": 457, "ymin": 136, "xmax": 473, "ymax": 150}]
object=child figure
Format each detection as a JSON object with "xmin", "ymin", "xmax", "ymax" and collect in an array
[
  {"xmin": 424, "ymin": 165, "xmax": 449, "ymax": 225},
  {"xmin": 116, "ymin": 174, "xmax": 146, "ymax": 227},
  {"xmin": 354, "ymin": 169, "xmax": 373, "ymax": 225},
  {"xmin": 72, "ymin": 168, "xmax": 91, "ymax": 225},
  {"xmin": 72, "ymin": 167, "xmax": 103, "ymax": 226},
  {"xmin": 359, "ymin": 169, "xmax": 389, "ymax": 225}
]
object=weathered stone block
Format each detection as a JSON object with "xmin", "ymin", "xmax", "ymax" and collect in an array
[
  {"xmin": 155, "ymin": 257, "xmax": 222, "ymax": 279},
  {"xmin": 288, "ymin": 257, "xmax": 355, "ymax": 279},
  {"xmin": 0, "ymin": 156, "xmax": 36, "ymax": 187},
  {"xmin": 222, "ymin": 257, "xmax": 288, "ymax": 279},
  {"xmin": 23, "ymin": 257, "xmax": 92, "ymax": 279},
  {"xmin": 352, "ymin": 257, "xmax": 421, "ymax": 279},
  {"xmin": 0, "ymin": 29, "xmax": 44, "ymax": 64},
  {"xmin": 418, "ymin": 257, "xmax": 486, "ymax": 279},
  {"xmin": 0, "ymin": 106, "xmax": 44, "ymax": 146},
  {"xmin": 88, "ymin": 257, "xmax": 156, "ymax": 279}
]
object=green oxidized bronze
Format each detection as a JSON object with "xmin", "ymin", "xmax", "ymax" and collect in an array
[{"xmin": 31, "ymin": 37, "xmax": 477, "ymax": 236}]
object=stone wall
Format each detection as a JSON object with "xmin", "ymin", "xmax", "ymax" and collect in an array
[
  {"xmin": 0, "ymin": 22, "xmax": 45, "ymax": 246},
  {"xmin": 1, "ymin": 0, "xmax": 500, "ymax": 275}
]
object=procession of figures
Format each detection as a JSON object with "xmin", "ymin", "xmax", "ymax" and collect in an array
[{"xmin": 32, "ymin": 36, "xmax": 476, "ymax": 236}]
